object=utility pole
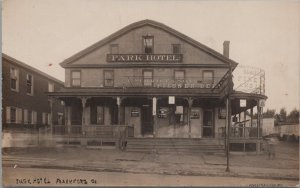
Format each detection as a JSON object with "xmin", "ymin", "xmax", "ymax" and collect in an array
[{"xmin": 226, "ymin": 62, "xmax": 232, "ymax": 172}]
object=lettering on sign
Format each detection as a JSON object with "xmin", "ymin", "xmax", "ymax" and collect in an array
[
  {"xmin": 123, "ymin": 77, "xmax": 215, "ymax": 89},
  {"xmin": 107, "ymin": 54, "xmax": 183, "ymax": 63},
  {"xmin": 233, "ymin": 65, "xmax": 265, "ymax": 95}
]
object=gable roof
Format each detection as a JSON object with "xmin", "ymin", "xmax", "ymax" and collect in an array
[
  {"xmin": 2, "ymin": 53, "xmax": 64, "ymax": 85},
  {"xmin": 60, "ymin": 19, "xmax": 238, "ymax": 68}
]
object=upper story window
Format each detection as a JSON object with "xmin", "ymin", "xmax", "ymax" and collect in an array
[
  {"xmin": 104, "ymin": 70, "xmax": 114, "ymax": 87},
  {"xmin": 143, "ymin": 36, "xmax": 154, "ymax": 54},
  {"xmin": 174, "ymin": 70, "xmax": 185, "ymax": 83},
  {"xmin": 48, "ymin": 82, "xmax": 54, "ymax": 92},
  {"xmin": 10, "ymin": 67, "xmax": 19, "ymax": 91},
  {"xmin": 110, "ymin": 44, "xmax": 119, "ymax": 54},
  {"xmin": 172, "ymin": 44, "xmax": 181, "ymax": 54},
  {"xmin": 26, "ymin": 74, "xmax": 34, "ymax": 95},
  {"xmin": 143, "ymin": 70, "xmax": 153, "ymax": 87},
  {"xmin": 71, "ymin": 71, "xmax": 81, "ymax": 87},
  {"xmin": 203, "ymin": 70, "xmax": 214, "ymax": 83}
]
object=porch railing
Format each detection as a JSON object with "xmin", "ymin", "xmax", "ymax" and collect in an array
[
  {"xmin": 49, "ymin": 125, "xmax": 134, "ymax": 149},
  {"xmin": 218, "ymin": 122, "xmax": 262, "ymax": 138},
  {"xmin": 52, "ymin": 125, "xmax": 134, "ymax": 137}
]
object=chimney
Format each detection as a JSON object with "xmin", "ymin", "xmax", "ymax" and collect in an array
[{"xmin": 223, "ymin": 41, "xmax": 230, "ymax": 58}]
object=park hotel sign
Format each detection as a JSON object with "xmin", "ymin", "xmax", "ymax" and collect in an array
[{"xmin": 107, "ymin": 54, "xmax": 183, "ymax": 63}]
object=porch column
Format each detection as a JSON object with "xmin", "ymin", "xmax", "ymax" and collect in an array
[
  {"xmin": 243, "ymin": 110, "xmax": 246, "ymax": 137},
  {"xmin": 187, "ymin": 97, "xmax": 193, "ymax": 138},
  {"xmin": 153, "ymin": 97, "xmax": 157, "ymax": 138},
  {"xmin": 117, "ymin": 97, "xmax": 124, "ymax": 125},
  {"xmin": 81, "ymin": 97, "xmax": 87, "ymax": 135},
  {"xmin": 64, "ymin": 103, "xmax": 71, "ymax": 134},
  {"xmin": 250, "ymin": 108, "xmax": 253, "ymax": 127},
  {"xmin": 257, "ymin": 100, "xmax": 260, "ymax": 138},
  {"xmin": 49, "ymin": 97, "xmax": 54, "ymax": 134}
]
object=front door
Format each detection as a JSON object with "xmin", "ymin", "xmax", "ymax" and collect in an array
[
  {"xmin": 203, "ymin": 110, "xmax": 214, "ymax": 137},
  {"xmin": 141, "ymin": 105, "xmax": 153, "ymax": 135}
]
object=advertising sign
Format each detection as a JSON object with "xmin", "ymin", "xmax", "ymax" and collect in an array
[
  {"xmin": 107, "ymin": 54, "xmax": 183, "ymax": 63},
  {"xmin": 233, "ymin": 65, "xmax": 265, "ymax": 95},
  {"xmin": 153, "ymin": 97, "xmax": 157, "ymax": 115},
  {"xmin": 240, "ymin": 99, "xmax": 247, "ymax": 107},
  {"xmin": 169, "ymin": 96, "xmax": 175, "ymax": 104}
]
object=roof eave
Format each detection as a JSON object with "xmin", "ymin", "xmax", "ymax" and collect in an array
[{"xmin": 59, "ymin": 19, "xmax": 240, "ymax": 68}]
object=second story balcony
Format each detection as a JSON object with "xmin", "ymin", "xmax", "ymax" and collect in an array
[{"xmin": 114, "ymin": 76, "xmax": 217, "ymax": 89}]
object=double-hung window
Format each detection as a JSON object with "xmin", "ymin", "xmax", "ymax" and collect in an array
[
  {"xmin": 203, "ymin": 71, "xmax": 214, "ymax": 84},
  {"xmin": 71, "ymin": 71, "xmax": 81, "ymax": 87},
  {"xmin": 143, "ymin": 36, "xmax": 154, "ymax": 54},
  {"xmin": 28, "ymin": 110, "xmax": 32, "ymax": 124},
  {"xmin": 143, "ymin": 70, "xmax": 153, "ymax": 87},
  {"xmin": 10, "ymin": 67, "xmax": 19, "ymax": 91},
  {"xmin": 104, "ymin": 70, "xmax": 114, "ymax": 87},
  {"xmin": 6, "ymin": 106, "xmax": 22, "ymax": 124},
  {"xmin": 26, "ymin": 74, "xmax": 34, "ymax": 95},
  {"xmin": 48, "ymin": 82, "xmax": 54, "ymax": 92},
  {"xmin": 174, "ymin": 70, "xmax": 185, "ymax": 84}
]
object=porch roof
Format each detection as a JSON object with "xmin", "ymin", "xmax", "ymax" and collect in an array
[
  {"xmin": 47, "ymin": 87, "xmax": 222, "ymax": 98},
  {"xmin": 231, "ymin": 91, "xmax": 267, "ymax": 115}
]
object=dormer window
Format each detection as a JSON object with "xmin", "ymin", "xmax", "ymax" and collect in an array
[{"xmin": 143, "ymin": 36, "xmax": 154, "ymax": 54}]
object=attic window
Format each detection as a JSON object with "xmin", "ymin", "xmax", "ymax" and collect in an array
[
  {"xmin": 110, "ymin": 44, "xmax": 119, "ymax": 54},
  {"xmin": 143, "ymin": 36, "xmax": 154, "ymax": 54},
  {"xmin": 172, "ymin": 44, "xmax": 181, "ymax": 54}
]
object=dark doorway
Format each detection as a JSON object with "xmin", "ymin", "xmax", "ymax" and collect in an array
[
  {"xmin": 141, "ymin": 105, "xmax": 153, "ymax": 135},
  {"xmin": 203, "ymin": 110, "xmax": 214, "ymax": 137}
]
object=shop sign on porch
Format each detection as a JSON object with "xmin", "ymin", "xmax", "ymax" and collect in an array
[
  {"xmin": 131, "ymin": 109, "xmax": 139, "ymax": 117},
  {"xmin": 190, "ymin": 109, "xmax": 200, "ymax": 119},
  {"xmin": 152, "ymin": 97, "xmax": 157, "ymax": 116},
  {"xmin": 168, "ymin": 96, "xmax": 175, "ymax": 104},
  {"xmin": 218, "ymin": 108, "xmax": 226, "ymax": 119},
  {"xmin": 240, "ymin": 99, "xmax": 247, "ymax": 107},
  {"xmin": 259, "ymin": 99, "xmax": 266, "ymax": 107},
  {"xmin": 158, "ymin": 107, "xmax": 168, "ymax": 118}
]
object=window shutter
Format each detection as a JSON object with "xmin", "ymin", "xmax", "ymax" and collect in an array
[
  {"xmin": 17, "ymin": 108, "xmax": 22, "ymax": 124},
  {"xmin": 48, "ymin": 113, "xmax": 51, "ymax": 125},
  {"xmin": 6, "ymin": 107, "xmax": 10, "ymax": 123},
  {"xmin": 33, "ymin": 111, "xmax": 37, "ymax": 124},
  {"xmin": 42, "ymin": 113, "xmax": 45, "ymax": 124},
  {"xmin": 24, "ymin": 109, "xmax": 28, "ymax": 124}
]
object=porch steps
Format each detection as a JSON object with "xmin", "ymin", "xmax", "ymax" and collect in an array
[{"xmin": 125, "ymin": 138, "xmax": 225, "ymax": 154}]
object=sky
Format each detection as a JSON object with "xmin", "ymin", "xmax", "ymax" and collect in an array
[{"xmin": 2, "ymin": 0, "xmax": 300, "ymax": 113}]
